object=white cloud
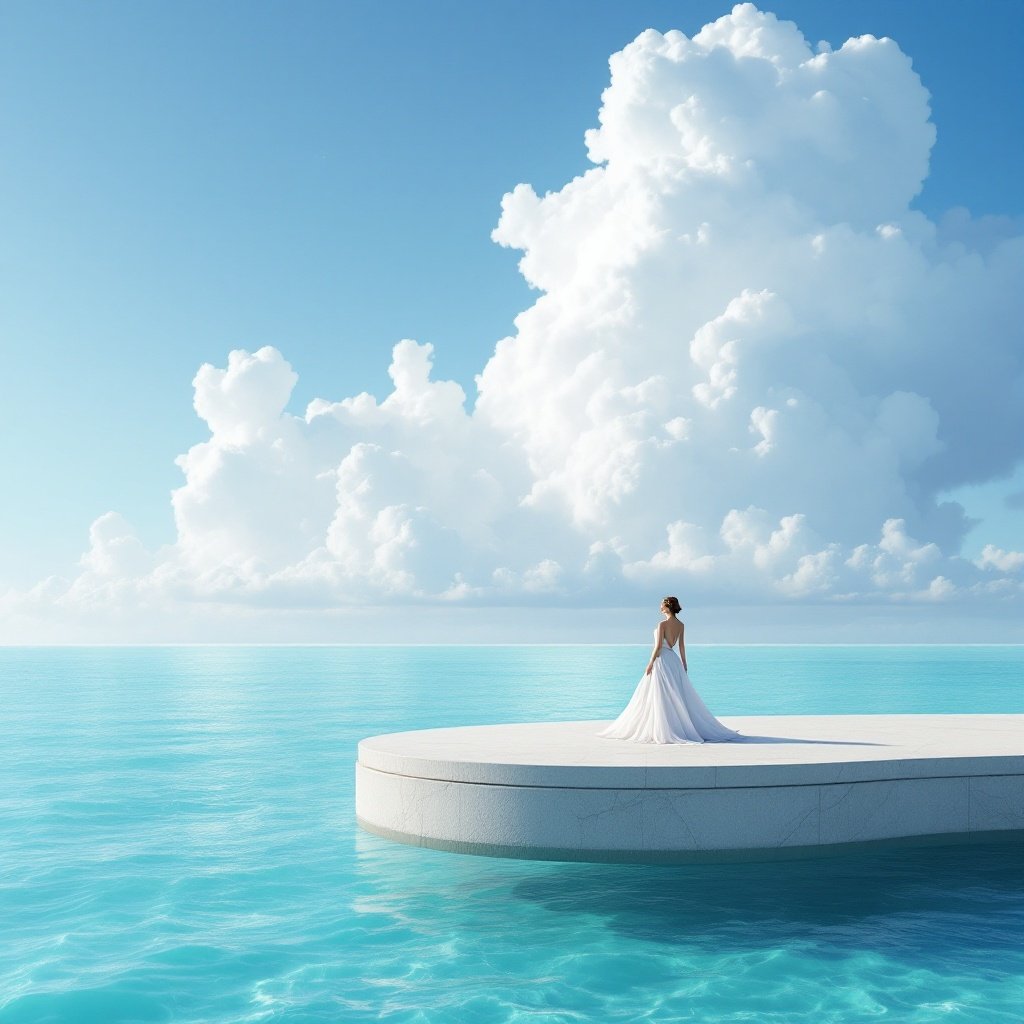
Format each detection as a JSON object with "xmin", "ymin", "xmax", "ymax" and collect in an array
[
  {"xmin": 976, "ymin": 545, "xmax": 1024, "ymax": 573},
  {"xmin": 78, "ymin": 512, "xmax": 153, "ymax": 580},
  {"xmin": 4, "ymin": 3, "xmax": 1022, "ymax": 640}
]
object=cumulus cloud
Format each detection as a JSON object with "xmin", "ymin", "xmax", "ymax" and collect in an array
[
  {"xmin": 976, "ymin": 545, "xmax": 1024, "ymax": 573},
  {"xmin": 4, "ymin": 3, "xmax": 1022, "ymax": 638}
]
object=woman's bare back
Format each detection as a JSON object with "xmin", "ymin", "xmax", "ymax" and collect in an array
[{"xmin": 659, "ymin": 619, "xmax": 684, "ymax": 648}]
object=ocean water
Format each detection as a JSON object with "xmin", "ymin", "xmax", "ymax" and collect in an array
[{"xmin": 1, "ymin": 644, "xmax": 1023, "ymax": 1024}]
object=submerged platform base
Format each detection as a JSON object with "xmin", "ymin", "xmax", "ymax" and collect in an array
[{"xmin": 356, "ymin": 715, "xmax": 1024, "ymax": 863}]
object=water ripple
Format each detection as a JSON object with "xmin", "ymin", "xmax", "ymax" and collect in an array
[{"xmin": 1, "ymin": 646, "xmax": 1022, "ymax": 1023}]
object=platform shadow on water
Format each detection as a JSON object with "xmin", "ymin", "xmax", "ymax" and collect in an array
[{"xmin": 511, "ymin": 842, "xmax": 1024, "ymax": 962}]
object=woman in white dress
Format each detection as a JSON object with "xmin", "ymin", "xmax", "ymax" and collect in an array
[{"xmin": 599, "ymin": 597, "xmax": 739, "ymax": 744}]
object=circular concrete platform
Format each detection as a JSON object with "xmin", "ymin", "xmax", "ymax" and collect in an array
[{"xmin": 356, "ymin": 715, "xmax": 1024, "ymax": 862}]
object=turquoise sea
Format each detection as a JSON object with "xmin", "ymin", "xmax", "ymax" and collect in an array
[{"xmin": 2, "ymin": 645, "xmax": 1023, "ymax": 1023}]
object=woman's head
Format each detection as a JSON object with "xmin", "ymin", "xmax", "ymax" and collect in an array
[{"xmin": 661, "ymin": 596, "xmax": 682, "ymax": 615}]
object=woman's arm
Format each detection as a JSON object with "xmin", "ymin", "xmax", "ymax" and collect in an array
[
  {"xmin": 645, "ymin": 624, "xmax": 663, "ymax": 675},
  {"xmin": 680, "ymin": 624, "xmax": 687, "ymax": 673}
]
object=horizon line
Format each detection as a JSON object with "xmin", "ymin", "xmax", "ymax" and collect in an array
[{"xmin": 2, "ymin": 642, "xmax": 1023, "ymax": 649}]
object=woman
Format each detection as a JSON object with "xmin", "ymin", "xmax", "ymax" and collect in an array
[{"xmin": 598, "ymin": 597, "xmax": 739, "ymax": 744}]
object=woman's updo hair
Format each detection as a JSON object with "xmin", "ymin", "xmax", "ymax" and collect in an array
[{"xmin": 661, "ymin": 596, "xmax": 682, "ymax": 615}]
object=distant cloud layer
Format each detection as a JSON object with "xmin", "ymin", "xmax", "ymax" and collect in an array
[{"xmin": 6, "ymin": 4, "xmax": 1022, "ymax": 639}]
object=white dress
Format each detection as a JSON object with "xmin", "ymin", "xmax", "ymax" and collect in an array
[{"xmin": 598, "ymin": 628, "xmax": 740, "ymax": 744}]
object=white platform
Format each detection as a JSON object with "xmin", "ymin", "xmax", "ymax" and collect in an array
[{"xmin": 356, "ymin": 715, "xmax": 1024, "ymax": 862}]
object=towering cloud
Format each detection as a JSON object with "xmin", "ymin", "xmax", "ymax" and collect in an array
[{"xmin": 6, "ymin": 4, "xmax": 1022, "ymax": 637}]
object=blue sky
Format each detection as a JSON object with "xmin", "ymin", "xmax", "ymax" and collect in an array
[{"xmin": 0, "ymin": 1, "xmax": 1021, "ymax": 642}]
